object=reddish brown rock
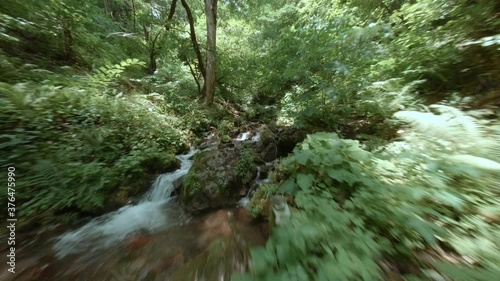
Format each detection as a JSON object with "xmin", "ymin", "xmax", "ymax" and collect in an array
[
  {"xmin": 234, "ymin": 207, "xmax": 253, "ymax": 224},
  {"xmin": 126, "ymin": 234, "xmax": 154, "ymax": 251}
]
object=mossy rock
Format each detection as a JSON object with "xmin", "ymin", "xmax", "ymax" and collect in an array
[
  {"xmin": 141, "ymin": 153, "xmax": 181, "ymax": 174},
  {"xmin": 181, "ymin": 148, "xmax": 258, "ymax": 213},
  {"xmin": 220, "ymin": 134, "xmax": 232, "ymax": 143},
  {"xmin": 105, "ymin": 153, "xmax": 181, "ymax": 212},
  {"xmin": 247, "ymin": 183, "xmax": 277, "ymax": 219},
  {"xmin": 256, "ymin": 125, "xmax": 277, "ymax": 153},
  {"xmin": 276, "ymin": 126, "xmax": 308, "ymax": 157}
]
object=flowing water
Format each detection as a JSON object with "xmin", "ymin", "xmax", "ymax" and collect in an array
[
  {"xmin": 3, "ymin": 149, "xmax": 268, "ymax": 281},
  {"xmin": 235, "ymin": 132, "xmax": 250, "ymax": 141},
  {"xmin": 54, "ymin": 151, "xmax": 196, "ymax": 258}
]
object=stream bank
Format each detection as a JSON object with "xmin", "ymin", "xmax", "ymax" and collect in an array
[{"xmin": 2, "ymin": 124, "xmax": 308, "ymax": 281}]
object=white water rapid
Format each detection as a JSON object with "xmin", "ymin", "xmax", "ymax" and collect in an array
[
  {"xmin": 236, "ymin": 131, "xmax": 250, "ymax": 141},
  {"xmin": 53, "ymin": 150, "xmax": 197, "ymax": 258}
]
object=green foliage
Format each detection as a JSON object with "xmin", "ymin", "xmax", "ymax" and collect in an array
[
  {"xmin": 218, "ymin": 178, "xmax": 230, "ymax": 191},
  {"xmin": 114, "ymin": 148, "xmax": 179, "ymax": 184},
  {"xmin": 89, "ymin": 58, "xmax": 146, "ymax": 90},
  {"xmin": 247, "ymin": 183, "xmax": 278, "ymax": 218},
  {"xmin": 238, "ymin": 104, "xmax": 500, "ymax": 280},
  {"xmin": 0, "ymin": 1, "xmax": 499, "ymax": 278},
  {"xmin": 236, "ymin": 149, "xmax": 257, "ymax": 185},
  {"xmin": 182, "ymin": 108, "xmax": 212, "ymax": 134},
  {"xmin": 243, "ymin": 0, "xmax": 499, "ymax": 134},
  {"xmin": 182, "ymin": 171, "xmax": 202, "ymax": 199},
  {"xmin": 221, "ymin": 135, "xmax": 232, "ymax": 143},
  {"xmin": 217, "ymin": 120, "xmax": 235, "ymax": 136},
  {"xmin": 0, "ymin": 80, "xmax": 188, "ymax": 225}
]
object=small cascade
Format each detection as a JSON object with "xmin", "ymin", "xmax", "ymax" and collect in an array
[
  {"xmin": 235, "ymin": 131, "xmax": 250, "ymax": 141},
  {"xmin": 236, "ymin": 130, "xmax": 261, "ymax": 143},
  {"xmin": 239, "ymin": 164, "xmax": 270, "ymax": 207},
  {"xmin": 249, "ymin": 166, "xmax": 262, "ymax": 192},
  {"xmin": 251, "ymin": 131, "xmax": 260, "ymax": 142},
  {"xmin": 142, "ymin": 152, "xmax": 195, "ymax": 202},
  {"xmin": 54, "ymin": 150, "xmax": 196, "ymax": 258}
]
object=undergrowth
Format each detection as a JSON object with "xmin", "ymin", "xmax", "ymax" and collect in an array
[{"xmin": 236, "ymin": 104, "xmax": 500, "ymax": 281}]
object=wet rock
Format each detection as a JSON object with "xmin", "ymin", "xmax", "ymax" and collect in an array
[
  {"xmin": 261, "ymin": 143, "xmax": 278, "ymax": 162},
  {"xmin": 259, "ymin": 165, "xmax": 270, "ymax": 180},
  {"xmin": 169, "ymin": 238, "xmax": 248, "ymax": 281},
  {"xmin": 105, "ymin": 153, "xmax": 181, "ymax": 213},
  {"xmin": 255, "ymin": 125, "xmax": 277, "ymax": 153},
  {"xmin": 259, "ymin": 221, "xmax": 271, "ymax": 239},
  {"xmin": 277, "ymin": 126, "xmax": 308, "ymax": 157},
  {"xmin": 253, "ymin": 125, "xmax": 310, "ymax": 160},
  {"xmin": 234, "ymin": 206, "xmax": 253, "ymax": 224},
  {"xmin": 217, "ymin": 142, "xmax": 235, "ymax": 149},
  {"xmin": 198, "ymin": 132, "xmax": 219, "ymax": 150},
  {"xmin": 180, "ymin": 148, "xmax": 258, "ymax": 213},
  {"xmin": 126, "ymin": 234, "xmax": 153, "ymax": 251},
  {"xmin": 169, "ymin": 207, "xmax": 265, "ymax": 281},
  {"xmin": 129, "ymin": 256, "xmax": 148, "ymax": 272},
  {"xmin": 196, "ymin": 210, "xmax": 233, "ymax": 247},
  {"xmin": 163, "ymin": 252, "xmax": 186, "ymax": 269}
]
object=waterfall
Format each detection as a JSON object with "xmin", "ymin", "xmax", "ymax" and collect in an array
[
  {"xmin": 236, "ymin": 131, "xmax": 250, "ymax": 141},
  {"xmin": 53, "ymin": 150, "xmax": 196, "ymax": 258},
  {"xmin": 142, "ymin": 152, "xmax": 195, "ymax": 202}
]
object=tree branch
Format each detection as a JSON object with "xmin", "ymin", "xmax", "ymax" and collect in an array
[
  {"xmin": 180, "ymin": 0, "xmax": 206, "ymax": 79},
  {"xmin": 165, "ymin": 0, "xmax": 178, "ymax": 30}
]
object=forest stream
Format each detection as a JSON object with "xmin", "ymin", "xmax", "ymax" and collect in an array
[
  {"xmin": 2, "ymin": 1, "xmax": 499, "ymax": 280},
  {"xmin": 2, "ymin": 132, "xmax": 271, "ymax": 281}
]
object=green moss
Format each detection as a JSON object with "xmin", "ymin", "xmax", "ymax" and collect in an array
[
  {"xmin": 221, "ymin": 134, "xmax": 232, "ymax": 143},
  {"xmin": 140, "ymin": 153, "xmax": 180, "ymax": 173},
  {"xmin": 247, "ymin": 183, "xmax": 277, "ymax": 218},
  {"xmin": 194, "ymin": 137, "xmax": 203, "ymax": 147},
  {"xmin": 182, "ymin": 172, "xmax": 202, "ymax": 199},
  {"xmin": 248, "ymin": 200, "xmax": 265, "ymax": 218},
  {"xmin": 236, "ymin": 149, "xmax": 257, "ymax": 185},
  {"xmin": 259, "ymin": 126, "xmax": 275, "ymax": 146},
  {"xmin": 217, "ymin": 178, "xmax": 229, "ymax": 191},
  {"xmin": 217, "ymin": 120, "xmax": 235, "ymax": 135},
  {"xmin": 253, "ymin": 153, "xmax": 265, "ymax": 165}
]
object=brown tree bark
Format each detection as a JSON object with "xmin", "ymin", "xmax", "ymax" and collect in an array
[
  {"xmin": 167, "ymin": 0, "xmax": 178, "ymax": 21},
  {"xmin": 142, "ymin": 24, "xmax": 162, "ymax": 74},
  {"xmin": 165, "ymin": 0, "xmax": 178, "ymax": 30},
  {"xmin": 131, "ymin": 0, "xmax": 137, "ymax": 31},
  {"xmin": 204, "ymin": 0, "xmax": 217, "ymax": 105},
  {"xmin": 180, "ymin": 0, "xmax": 206, "ymax": 84},
  {"xmin": 62, "ymin": 18, "xmax": 75, "ymax": 61}
]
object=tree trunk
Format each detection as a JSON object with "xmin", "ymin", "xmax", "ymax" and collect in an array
[
  {"xmin": 204, "ymin": 0, "xmax": 217, "ymax": 105},
  {"xmin": 131, "ymin": 0, "xmax": 136, "ymax": 31},
  {"xmin": 180, "ymin": 0, "xmax": 206, "ymax": 95},
  {"xmin": 165, "ymin": 0, "xmax": 178, "ymax": 30},
  {"xmin": 62, "ymin": 18, "xmax": 75, "ymax": 61},
  {"xmin": 148, "ymin": 48, "xmax": 157, "ymax": 74}
]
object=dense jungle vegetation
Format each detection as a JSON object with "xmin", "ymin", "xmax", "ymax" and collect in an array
[{"xmin": 1, "ymin": 0, "xmax": 499, "ymax": 280}]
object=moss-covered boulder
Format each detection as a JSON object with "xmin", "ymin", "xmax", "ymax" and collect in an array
[
  {"xmin": 181, "ymin": 148, "xmax": 258, "ymax": 213},
  {"xmin": 254, "ymin": 125, "xmax": 310, "ymax": 161},
  {"xmin": 277, "ymin": 126, "xmax": 308, "ymax": 157},
  {"xmin": 106, "ymin": 153, "xmax": 181, "ymax": 210},
  {"xmin": 255, "ymin": 125, "xmax": 277, "ymax": 153}
]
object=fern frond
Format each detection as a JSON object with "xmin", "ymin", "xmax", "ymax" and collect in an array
[{"xmin": 393, "ymin": 105, "xmax": 498, "ymax": 159}]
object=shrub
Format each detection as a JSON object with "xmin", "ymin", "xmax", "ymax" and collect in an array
[
  {"xmin": 247, "ymin": 184, "xmax": 278, "ymax": 219},
  {"xmin": 236, "ymin": 105, "xmax": 500, "ymax": 281},
  {"xmin": 0, "ymin": 80, "xmax": 188, "ymax": 227},
  {"xmin": 236, "ymin": 149, "xmax": 258, "ymax": 185}
]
